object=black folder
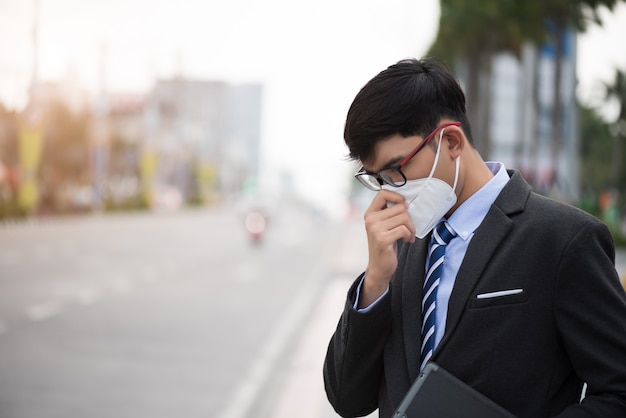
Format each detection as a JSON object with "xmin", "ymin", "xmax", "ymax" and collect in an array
[{"xmin": 393, "ymin": 363, "xmax": 515, "ymax": 418}]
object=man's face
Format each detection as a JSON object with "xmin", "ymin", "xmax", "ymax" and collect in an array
[{"xmin": 356, "ymin": 121, "xmax": 462, "ymax": 191}]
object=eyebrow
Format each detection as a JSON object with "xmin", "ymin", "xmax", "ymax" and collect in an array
[{"xmin": 370, "ymin": 155, "xmax": 406, "ymax": 173}]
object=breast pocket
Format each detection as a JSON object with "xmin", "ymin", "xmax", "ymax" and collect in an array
[{"xmin": 468, "ymin": 288, "xmax": 527, "ymax": 309}]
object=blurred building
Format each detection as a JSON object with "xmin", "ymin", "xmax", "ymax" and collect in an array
[
  {"xmin": 143, "ymin": 78, "xmax": 262, "ymax": 206},
  {"xmin": 105, "ymin": 94, "xmax": 146, "ymax": 208},
  {"xmin": 29, "ymin": 80, "xmax": 90, "ymax": 115},
  {"xmin": 100, "ymin": 78, "xmax": 263, "ymax": 210}
]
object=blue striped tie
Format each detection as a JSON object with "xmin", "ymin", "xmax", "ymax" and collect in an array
[{"xmin": 420, "ymin": 221, "xmax": 456, "ymax": 371}]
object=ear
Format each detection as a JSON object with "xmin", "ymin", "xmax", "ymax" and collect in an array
[{"xmin": 444, "ymin": 127, "xmax": 464, "ymax": 159}]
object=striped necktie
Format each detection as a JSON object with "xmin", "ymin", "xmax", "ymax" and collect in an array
[{"xmin": 420, "ymin": 221, "xmax": 456, "ymax": 371}]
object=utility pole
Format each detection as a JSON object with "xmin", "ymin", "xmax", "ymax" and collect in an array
[
  {"xmin": 90, "ymin": 42, "xmax": 110, "ymax": 212},
  {"xmin": 18, "ymin": 0, "xmax": 44, "ymax": 216},
  {"xmin": 30, "ymin": 0, "xmax": 39, "ymax": 99}
]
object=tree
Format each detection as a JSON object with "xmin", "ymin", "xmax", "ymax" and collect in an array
[
  {"xmin": 539, "ymin": 0, "xmax": 621, "ymax": 188},
  {"xmin": 428, "ymin": 1, "xmax": 545, "ymax": 157},
  {"xmin": 603, "ymin": 69, "xmax": 626, "ymax": 191},
  {"xmin": 428, "ymin": 0, "xmax": 623, "ymax": 167},
  {"xmin": 0, "ymin": 104, "xmax": 20, "ymax": 218},
  {"xmin": 578, "ymin": 72, "xmax": 626, "ymax": 234},
  {"xmin": 579, "ymin": 103, "xmax": 613, "ymax": 197},
  {"xmin": 39, "ymin": 100, "xmax": 91, "ymax": 213}
]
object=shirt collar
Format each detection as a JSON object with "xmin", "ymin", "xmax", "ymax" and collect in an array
[{"xmin": 447, "ymin": 162, "xmax": 510, "ymax": 241}]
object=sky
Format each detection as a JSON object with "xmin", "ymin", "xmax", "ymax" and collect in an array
[{"xmin": 0, "ymin": 0, "xmax": 625, "ymax": 217}]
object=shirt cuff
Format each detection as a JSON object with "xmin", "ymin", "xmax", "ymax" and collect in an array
[{"xmin": 354, "ymin": 275, "xmax": 390, "ymax": 313}]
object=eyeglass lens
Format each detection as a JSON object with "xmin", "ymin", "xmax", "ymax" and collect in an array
[{"xmin": 357, "ymin": 174, "xmax": 382, "ymax": 190}]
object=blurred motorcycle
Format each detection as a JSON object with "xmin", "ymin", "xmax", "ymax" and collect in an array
[{"xmin": 244, "ymin": 210, "xmax": 268, "ymax": 244}]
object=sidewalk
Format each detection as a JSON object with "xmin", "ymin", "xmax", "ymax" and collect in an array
[
  {"xmin": 263, "ymin": 218, "xmax": 371, "ymax": 418},
  {"xmin": 265, "ymin": 277, "xmax": 357, "ymax": 418}
]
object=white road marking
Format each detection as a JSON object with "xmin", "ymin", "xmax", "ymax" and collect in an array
[
  {"xmin": 74, "ymin": 287, "xmax": 101, "ymax": 305},
  {"xmin": 59, "ymin": 240, "xmax": 78, "ymax": 257},
  {"xmin": 217, "ymin": 256, "xmax": 333, "ymax": 418},
  {"xmin": 26, "ymin": 300, "xmax": 63, "ymax": 321},
  {"xmin": 233, "ymin": 264, "xmax": 258, "ymax": 282},
  {"xmin": 111, "ymin": 276, "xmax": 134, "ymax": 293},
  {"xmin": 33, "ymin": 245, "xmax": 53, "ymax": 262},
  {"xmin": 137, "ymin": 265, "xmax": 158, "ymax": 283},
  {"xmin": 0, "ymin": 250, "xmax": 21, "ymax": 266},
  {"xmin": 267, "ymin": 278, "xmax": 352, "ymax": 418}
]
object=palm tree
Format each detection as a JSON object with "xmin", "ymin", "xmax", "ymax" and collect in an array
[
  {"xmin": 428, "ymin": 1, "xmax": 545, "ymax": 158},
  {"xmin": 428, "ymin": 0, "xmax": 623, "ymax": 170},
  {"xmin": 540, "ymin": 0, "xmax": 621, "ymax": 188}
]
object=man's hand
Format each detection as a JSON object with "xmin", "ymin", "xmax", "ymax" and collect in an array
[{"xmin": 359, "ymin": 190, "xmax": 415, "ymax": 309}]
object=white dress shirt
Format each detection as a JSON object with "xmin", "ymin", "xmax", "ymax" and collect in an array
[{"xmin": 356, "ymin": 162, "xmax": 510, "ymax": 352}]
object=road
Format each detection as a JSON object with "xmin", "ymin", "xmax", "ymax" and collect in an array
[
  {"xmin": 0, "ymin": 204, "xmax": 368, "ymax": 418},
  {"xmin": 1, "ymin": 206, "xmax": 624, "ymax": 418}
]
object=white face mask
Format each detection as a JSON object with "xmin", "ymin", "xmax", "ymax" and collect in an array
[{"xmin": 383, "ymin": 128, "xmax": 459, "ymax": 239}]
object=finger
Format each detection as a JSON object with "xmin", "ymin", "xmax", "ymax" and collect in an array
[
  {"xmin": 366, "ymin": 206, "xmax": 415, "ymax": 244},
  {"xmin": 388, "ymin": 224, "xmax": 414, "ymax": 244},
  {"xmin": 364, "ymin": 200, "xmax": 407, "ymax": 231},
  {"xmin": 382, "ymin": 211, "xmax": 415, "ymax": 243},
  {"xmin": 378, "ymin": 189, "xmax": 407, "ymax": 206},
  {"xmin": 372, "ymin": 223, "xmax": 413, "ymax": 249},
  {"xmin": 366, "ymin": 192, "xmax": 392, "ymax": 212},
  {"xmin": 366, "ymin": 189, "xmax": 407, "ymax": 214}
]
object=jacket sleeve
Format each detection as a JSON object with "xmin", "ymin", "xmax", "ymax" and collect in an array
[
  {"xmin": 554, "ymin": 220, "xmax": 626, "ymax": 417},
  {"xmin": 323, "ymin": 274, "xmax": 392, "ymax": 417}
]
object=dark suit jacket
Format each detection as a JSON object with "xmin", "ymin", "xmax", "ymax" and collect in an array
[{"xmin": 323, "ymin": 170, "xmax": 626, "ymax": 417}]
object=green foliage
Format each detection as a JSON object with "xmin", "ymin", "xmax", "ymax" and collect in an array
[
  {"xmin": 104, "ymin": 193, "xmax": 147, "ymax": 212},
  {"xmin": 0, "ymin": 106, "xmax": 22, "ymax": 220},
  {"xmin": 578, "ymin": 100, "xmax": 626, "ymax": 246},
  {"xmin": 613, "ymin": 230, "xmax": 626, "ymax": 248},
  {"xmin": 428, "ymin": 0, "xmax": 625, "ymax": 89},
  {"xmin": 41, "ymin": 101, "xmax": 91, "ymax": 184},
  {"xmin": 604, "ymin": 69, "xmax": 626, "ymax": 115},
  {"xmin": 430, "ymin": 0, "xmax": 622, "ymax": 61},
  {"xmin": 603, "ymin": 68, "xmax": 626, "ymax": 214},
  {"xmin": 35, "ymin": 101, "xmax": 92, "ymax": 214},
  {"xmin": 0, "ymin": 104, "xmax": 19, "ymax": 164},
  {"xmin": 429, "ymin": 1, "xmax": 544, "ymax": 61},
  {"xmin": 567, "ymin": 0, "xmax": 621, "ymax": 30},
  {"xmin": 579, "ymin": 104, "xmax": 614, "ymax": 193}
]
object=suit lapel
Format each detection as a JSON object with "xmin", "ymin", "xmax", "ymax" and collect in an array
[
  {"xmin": 434, "ymin": 170, "xmax": 530, "ymax": 358},
  {"xmin": 434, "ymin": 208, "xmax": 512, "ymax": 356},
  {"xmin": 401, "ymin": 211, "xmax": 515, "ymax": 380}
]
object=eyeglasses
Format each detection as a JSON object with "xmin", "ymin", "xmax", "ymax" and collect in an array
[{"xmin": 354, "ymin": 121, "xmax": 461, "ymax": 191}]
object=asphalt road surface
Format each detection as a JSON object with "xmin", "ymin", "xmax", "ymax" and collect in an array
[{"xmin": 0, "ymin": 204, "xmax": 367, "ymax": 418}]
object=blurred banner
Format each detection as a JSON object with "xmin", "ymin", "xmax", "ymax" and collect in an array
[
  {"xmin": 17, "ymin": 123, "xmax": 43, "ymax": 212},
  {"xmin": 140, "ymin": 150, "xmax": 157, "ymax": 207},
  {"xmin": 196, "ymin": 162, "xmax": 217, "ymax": 204}
]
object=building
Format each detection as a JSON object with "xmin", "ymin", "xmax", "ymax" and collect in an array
[{"xmin": 142, "ymin": 78, "xmax": 262, "ymax": 206}]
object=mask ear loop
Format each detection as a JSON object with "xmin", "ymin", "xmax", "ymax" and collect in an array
[
  {"xmin": 426, "ymin": 128, "xmax": 446, "ymax": 180},
  {"xmin": 428, "ymin": 127, "xmax": 460, "ymax": 193},
  {"xmin": 452, "ymin": 152, "xmax": 460, "ymax": 192},
  {"xmin": 404, "ymin": 127, "xmax": 455, "ymax": 206}
]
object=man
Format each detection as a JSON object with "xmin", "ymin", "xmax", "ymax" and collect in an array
[{"xmin": 323, "ymin": 58, "xmax": 626, "ymax": 417}]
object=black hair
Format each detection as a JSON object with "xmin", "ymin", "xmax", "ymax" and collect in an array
[{"xmin": 344, "ymin": 57, "xmax": 473, "ymax": 163}]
